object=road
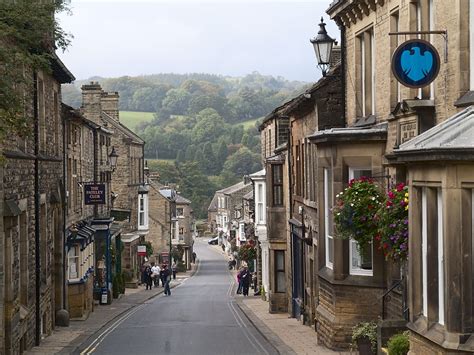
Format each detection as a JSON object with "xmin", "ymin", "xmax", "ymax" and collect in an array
[{"xmin": 77, "ymin": 239, "xmax": 278, "ymax": 355}]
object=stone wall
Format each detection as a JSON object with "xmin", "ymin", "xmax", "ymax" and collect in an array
[
  {"xmin": 147, "ymin": 182, "xmax": 170, "ymax": 261},
  {"xmin": 316, "ymin": 278, "xmax": 383, "ymax": 350}
]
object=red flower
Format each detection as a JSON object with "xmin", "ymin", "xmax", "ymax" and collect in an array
[
  {"xmin": 388, "ymin": 191, "xmax": 395, "ymax": 199},
  {"xmin": 396, "ymin": 183, "xmax": 405, "ymax": 192},
  {"xmin": 386, "ymin": 201, "xmax": 393, "ymax": 207}
]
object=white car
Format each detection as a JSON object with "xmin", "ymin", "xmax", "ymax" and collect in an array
[{"xmin": 207, "ymin": 236, "xmax": 219, "ymax": 245}]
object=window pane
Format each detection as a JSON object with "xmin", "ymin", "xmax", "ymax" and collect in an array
[
  {"xmin": 276, "ymin": 251, "xmax": 284, "ymax": 270},
  {"xmin": 276, "ymin": 272, "xmax": 286, "ymax": 293},
  {"xmin": 328, "ymin": 236, "xmax": 334, "ymax": 264},
  {"xmin": 273, "ymin": 165, "xmax": 282, "ymax": 184},
  {"xmin": 351, "ymin": 240, "xmax": 373, "ymax": 271}
]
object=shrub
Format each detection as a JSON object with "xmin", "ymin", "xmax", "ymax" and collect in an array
[
  {"xmin": 352, "ymin": 321, "xmax": 377, "ymax": 353},
  {"xmin": 387, "ymin": 331, "xmax": 409, "ymax": 355}
]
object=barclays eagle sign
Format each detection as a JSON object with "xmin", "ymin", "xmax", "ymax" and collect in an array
[{"xmin": 392, "ymin": 39, "xmax": 440, "ymax": 88}]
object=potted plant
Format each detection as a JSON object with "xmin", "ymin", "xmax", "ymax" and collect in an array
[
  {"xmin": 387, "ymin": 331, "xmax": 410, "ymax": 355},
  {"xmin": 376, "ymin": 183, "xmax": 409, "ymax": 262},
  {"xmin": 352, "ymin": 321, "xmax": 377, "ymax": 355},
  {"xmin": 333, "ymin": 177, "xmax": 383, "ymax": 252}
]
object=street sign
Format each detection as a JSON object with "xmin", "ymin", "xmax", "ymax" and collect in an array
[
  {"xmin": 137, "ymin": 245, "xmax": 147, "ymax": 256},
  {"xmin": 392, "ymin": 39, "xmax": 440, "ymax": 88},
  {"xmin": 84, "ymin": 184, "xmax": 106, "ymax": 205}
]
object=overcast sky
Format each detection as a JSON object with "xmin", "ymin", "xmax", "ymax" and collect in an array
[{"xmin": 58, "ymin": 0, "xmax": 339, "ymax": 82}]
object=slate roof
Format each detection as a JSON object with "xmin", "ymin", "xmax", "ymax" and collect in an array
[
  {"xmin": 249, "ymin": 169, "xmax": 265, "ymax": 178},
  {"xmin": 217, "ymin": 181, "xmax": 251, "ymax": 195},
  {"xmin": 243, "ymin": 190, "xmax": 254, "ymax": 200},
  {"xmin": 309, "ymin": 123, "xmax": 388, "ymax": 143},
  {"xmin": 208, "ymin": 194, "xmax": 218, "ymax": 211},
  {"xmin": 397, "ymin": 106, "xmax": 474, "ymax": 152},
  {"xmin": 159, "ymin": 188, "xmax": 191, "ymax": 204}
]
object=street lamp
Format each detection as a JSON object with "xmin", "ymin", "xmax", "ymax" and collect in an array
[
  {"xmin": 108, "ymin": 146, "xmax": 119, "ymax": 171},
  {"xmin": 310, "ymin": 17, "xmax": 336, "ymax": 76}
]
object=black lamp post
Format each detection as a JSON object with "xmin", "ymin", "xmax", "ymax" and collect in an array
[
  {"xmin": 310, "ymin": 17, "xmax": 336, "ymax": 76},
  {"xmin": 109, "ymin": 146, "xmax": 118, "ymax": 171}
]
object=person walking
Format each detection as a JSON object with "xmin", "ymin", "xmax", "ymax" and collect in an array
[
  {"xmin": 241, "ymin": 267, "xmax": 251, "ymax": 297},
  {"xmin": 171, "ymin": 262, "xmax": 177, "ymax": 280},
  {"xmin": 192, "ymin": 252, "xmax": 196, "ymax": 263},
  {"xmin": 162, "ymin": 264, "xmax": 171, "ymax": 296},
  {"xmin": 143, "ymin": 264, "xmax": 153, "ymax": 290},
  {"xmin": 151, "ymin": 262, "xmax": 160, "ymax": 288},
  {"xmin": 236, "ymin": 267, "xmax": 243, "ymax": 294}
]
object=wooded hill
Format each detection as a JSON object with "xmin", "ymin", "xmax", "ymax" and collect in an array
[{"xmin": 63, "ymin": 72, "xmax": 309, "ymax": 218}]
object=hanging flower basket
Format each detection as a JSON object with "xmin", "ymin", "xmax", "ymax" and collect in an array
[
  {"xmin": 333, "ymin": 177, "xmax": 383, "ymax": 251},
  {"xmin": 376, "ymin": 183, "xmax": 409, "ymax": 261}
]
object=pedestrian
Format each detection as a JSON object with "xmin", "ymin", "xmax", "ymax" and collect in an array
[
  {"xmin": 159, "ymin": 264, "xmax": 167, "ymax": 287},
  {"xmin": 171, "ymin": 262, "xmax": 177, "ymax": 280},
  {"xmin": 143, "ymin": 264, "xmax": 153, "ymax": 290},
  {"xmin": 241, "ymin": 267, "xmax": 251, "ymax": 296},
  {"xmin": 151, "ymin": 262, "xmax": 160, "ymax": 288},
  {"xmin": 192, "ymin": 252, "xmax": 196, "ymax": 263},
  {"xmin": 236, "ymin": 267, "xmax": 243, "ymax": 294},
  {"xmin": 162, "ymin": 264, "xmax": 171, "ymax": 296}
]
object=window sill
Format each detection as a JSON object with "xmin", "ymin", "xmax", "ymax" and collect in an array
[{"xmin": 318, "ymin": 266, "xmax": 383, "ymax": 288}]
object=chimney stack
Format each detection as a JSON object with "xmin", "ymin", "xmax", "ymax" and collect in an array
[
  {"xmin": 101, "ymin": 91, "xmax": 120, "ymax": 122},
  {"xmin": 81, "ymin": 81, "xmax": 103, "ymax": 125}
]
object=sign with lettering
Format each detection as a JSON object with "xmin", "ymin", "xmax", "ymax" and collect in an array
[
  {"xmin": 137, "ymin": 245, "xmax": 147, "ymax": 256},
  {"xmin": 392, "ymin": 39, "xmax": 440, "ymax": 88},
  {"xmin": 399, "ymin": 119, "xmax": 418, "ymax": 144},
  {"xmin": 84, "ymin": 184, "xmax": 106, "ymax": 205}
]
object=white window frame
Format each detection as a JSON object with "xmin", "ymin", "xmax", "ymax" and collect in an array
[
  {"xmin": 68, "ymin": 245, "xmax": 80, "ymax": 282},
  {"xmin": 324, "ymin": 168, "xmax": 334, "ymax": 269},
  {"xmin": 437, "ymin": 188, "xmax": 444, "ymax": 325},
  {"xmin": 348, "ymin": 167, "xmax": 373, "ymax": 276},
  {"xmin": 138, "ymin": 193, "xmax": 148, "ymax": 230},
  {"xmin": 422, "ymin": 188, "xmax": 428, "ymax": 317},
  {"xmin": 257, "ymin": 182, "xmax": 265, "ymax": 224}
]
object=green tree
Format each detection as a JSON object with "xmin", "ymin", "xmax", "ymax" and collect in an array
[
  {"xmin": 176, "ymin": 150, "xmax": 185, "ymax": 163},
  {"xmin": 221, "ymin": 147, "xmax": 261, "ymax": 178},
  {"xmin": 160, "ymin": 88, "xmax": 191, "ymax": 115},
  {"xmin": 0, "ymin": 0, "xmax": 71, "ymax": 141},
  {"xmin": 191, "ymin": 108, "xmax": 227, "ymax": 144},
  {"xmin": 215, "ymin": 140, "xmax": 228, "ymax": 173}
]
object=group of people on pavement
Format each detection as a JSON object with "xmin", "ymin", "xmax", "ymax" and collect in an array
[{"xmin": 142, "ymin": 261, "xmax": 177, "ymax": 296}]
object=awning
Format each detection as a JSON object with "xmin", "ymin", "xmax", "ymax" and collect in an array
[{"xmin": 67, "ymin": 222, "xmax": 95, "ymax": 250}]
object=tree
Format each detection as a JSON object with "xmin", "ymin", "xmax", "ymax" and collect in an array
[
  {"xmin": 221, "ymin": 147, "xmax": 261, "ymax": 179},
  {"xmin": 0, "ymin": 0, "xmax": 71, "ymax": 141},
  {"xmin": 215, "ymin": 140, "xmax": 228, "ymax": 173},
  {"xmin": 160, "ymin": 88, "xmax": 191, "ymax": 116},
  {"xmin": 191, "ymin": 108, "xmax": 227, "ymax": 144},
  {"xmin": 176, "ymin": 150, "xmax": 185, "ymax": 163}
]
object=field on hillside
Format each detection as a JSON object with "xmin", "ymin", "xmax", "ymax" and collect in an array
[
  {"xmin": 120, "ymin": 111, "xmax": 154, "ymax": 131},
  {"xmin": 237, "ymin": 117, "xmax": 261, "ymax": 130}
]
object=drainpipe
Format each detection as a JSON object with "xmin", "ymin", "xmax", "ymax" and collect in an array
[
  {"xmin": 33, "ymin": 71, "xmax": 41, "ymax": 346},
  {"xmin": 62, "ymin": 109, "xmax": 67, "ymax": 315},
  {"xmin": 93, "ymin": 129, "xmax": 98, "ymax": 218},
  {"xmin": 286, "ymin": 123, "xmax": 295, "ymax": 316},
  {"xmin": 340, "ymin": 23, "xmax": 347, "ymax": 125}
]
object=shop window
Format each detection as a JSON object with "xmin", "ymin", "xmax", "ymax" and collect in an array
[
  {"xmin": 275, "ymin": 250, "xmax": 286, "ymax": 293},
  {"xmin": 324, "ymin": 168, "xmax": 334, "ymax": 269},
  {"xmin": 272, "ymin": 164, "xmax": 283, "ymax": 206},
  {"xmin": 349, "ymin": 167, "xmax": 373, "ymax": 276}
]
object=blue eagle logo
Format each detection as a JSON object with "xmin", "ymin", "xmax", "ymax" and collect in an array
[{"xmin": 400, "ymin": 46, "xmax": 434, "ymax": 82}]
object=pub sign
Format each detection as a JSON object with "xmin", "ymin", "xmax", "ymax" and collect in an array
[{"xmin": 84, "ymin": 184, "xmax": 106, "ymax": 205}]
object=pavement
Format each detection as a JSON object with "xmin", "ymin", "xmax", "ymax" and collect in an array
[{"xmin": 26, "ymin": 266, "xmax": 198, "ymax": 355}]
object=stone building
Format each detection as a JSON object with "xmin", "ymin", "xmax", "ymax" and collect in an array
[
  {"xmin": 207, "ymin": 195, "xmax": 218, "ymax": 234},
  {"xmin": 314, "ymin": 0, "xmax": 474, "ymax": 352},
  {"xmin": 62, "ymin": 104, "xmax": 114, "ymax": 319},
  {"xmin": 80, "ymin": 83, "xmax": 148, "ymax": 288},
  {"xmin": 215, "ymin": 181, "xmax": 252, "ymax": 252},
  {"xmin": 284, "ymin": 64, "xmax": 344, "ymax": 329},
  {"xmin": 175, "ymin": 194, "xmax": 194, "ymax": 269},
  {"xmin": 0, "ymin": 55, "xmax": 74, "ymax": 353},
  {"xmin": 258, "ymin": 104, "xmax": 291, "ymax": 314}
]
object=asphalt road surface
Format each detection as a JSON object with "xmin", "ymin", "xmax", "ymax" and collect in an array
[{"xmin": 78, "ymin": 239, "xmax": 279, "ymax": 355}]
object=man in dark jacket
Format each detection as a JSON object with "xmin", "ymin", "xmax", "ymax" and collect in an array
[
  {"xmin": 240, "ymin": 267, "xmax": 251, "ymax": 296},
  {"xmin": 161, "ymin": 264, "xmax": 171, "ymax": 296}
]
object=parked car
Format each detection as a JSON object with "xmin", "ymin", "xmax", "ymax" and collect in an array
[{"xmin": 208, "ymin": 236, "xmax": 219, "ymax": 245}]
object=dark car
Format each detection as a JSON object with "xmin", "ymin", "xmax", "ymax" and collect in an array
[{"xmin": 207, "ymin": 236, "xmax": 219, "ymax": 245}]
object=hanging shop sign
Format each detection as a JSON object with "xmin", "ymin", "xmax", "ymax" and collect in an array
[
  {"xmin": 137, "ymin": 245, "xmax": 147, "ymax": 256},
  {"xmin": 392, "ymin": 39, "xmax": 440, "ymax": 88},
  {"xmin": 84, "ymin": 184, "xmax": 106, "ymax": 205}
]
